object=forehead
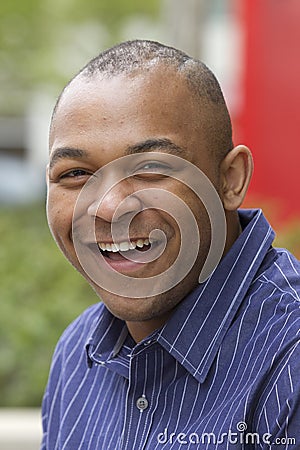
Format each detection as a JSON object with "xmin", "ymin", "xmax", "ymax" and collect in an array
[
  {"xmin": 49, "ymin": 67, "xmax": 210, "ymax": 167},
  {"xmin": 53, "ymin": 67, "xmax": 199, "ymax": 127}
]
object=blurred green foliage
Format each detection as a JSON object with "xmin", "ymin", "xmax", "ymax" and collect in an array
[
  {"xmin": 0, "ymin": 203, "xmax": 97, "ymax": 406},
  {"xmin": 0, "ymin": 0, "xmax": 160, "ymax": 114},
  {"xmin": 0, "ymin": 0, "xmax": 161, "ymax": 406},
  {"xmin": 1, "ymin": 202, "xmax": 299, "ymax": 406}
]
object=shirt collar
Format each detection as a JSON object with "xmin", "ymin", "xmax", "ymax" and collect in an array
[
  {"xmin": 86, "ymin": 209, "xmax": 275, "ymax": 383},
  {"xmin": 157, "ymin": 209, "xmax": 275, "ymax": 383}
]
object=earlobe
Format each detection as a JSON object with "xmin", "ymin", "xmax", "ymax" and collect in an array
[{"xmin": 220, "ymin": 145, "xmax": 253, "ymax": 211}]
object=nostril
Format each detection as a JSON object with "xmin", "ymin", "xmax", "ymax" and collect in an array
[
  {"xmin": 111, "ymin": 195, "xmax": 144, "ymax": 220},
  {"xmin": 87, "ymin": 191, "xmax": 143, "ymax": 223}
]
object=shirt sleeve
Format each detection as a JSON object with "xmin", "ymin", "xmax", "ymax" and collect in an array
[
  {"xmin": 39, "ymin": 337, "xmax": 64, "ymax": 450},
  {"xmin": 254, "ymin": 339, "xmax": 300, "ymax": 449},
  {"xmin": 40, "ymin": 389, "xmax": 49, "ymax": 450},
  {"xmin": 39, "ymin": 304, "xmax": 100, "ymax": 449}
]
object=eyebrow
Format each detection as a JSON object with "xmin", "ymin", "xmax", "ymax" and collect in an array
[
  {"xmin": 49, "ymin": 147, "xmax": 87, "ymax": 170},
  {"xmin": 125, "ymin": 138, "xmax": 185, "ymax": 156},
  {"xmin": 49, "ymin": 138, "xmax": 185, "ymax": 169}
]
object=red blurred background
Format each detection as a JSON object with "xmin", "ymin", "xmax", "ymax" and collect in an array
[{"xmin": 235, "ymin": 0, "xmax": 300, "ymax": 226}]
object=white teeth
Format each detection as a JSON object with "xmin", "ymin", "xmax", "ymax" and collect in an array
[
  {"xmin": 136, "ymin": 239, "xmax": 144, "ymax": 248},
  {"xmin": 119, "ymin": 242, "xmax": 130, "ymax": 251},
  {"xmin": 98, "ymin": 238, "xmax": 151, "ymax": 252}
]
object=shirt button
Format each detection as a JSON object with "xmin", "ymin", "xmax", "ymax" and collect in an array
[{"xmin": 136, "ymin": 395, "xmax": 149, "ymax": 411}]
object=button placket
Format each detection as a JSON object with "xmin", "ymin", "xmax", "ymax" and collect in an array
[{"xmin": 122, "ymin": 341, "xmax": 162, "ymax": 449}]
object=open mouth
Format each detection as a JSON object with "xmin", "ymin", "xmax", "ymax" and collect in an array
[{"xmin": 97, "ymin": 238, "xmax": 153, "ymax": 262}]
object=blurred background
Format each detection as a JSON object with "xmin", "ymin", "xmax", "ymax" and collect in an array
[{"xmin": 0, "ymin": 0, "xmax": 299, "ymax": 446}]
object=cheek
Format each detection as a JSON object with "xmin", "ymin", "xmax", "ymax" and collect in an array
[
  {"xmin": 171, "ymin": 187, "xmax": 211, "ymax": 249},
  {"xmin": 46, "ymin": 189, "xmax": 74, "ymax": 241},
  {"xmin": 170, "ymin": 185, "xmax": 203, "ymax": 223}
]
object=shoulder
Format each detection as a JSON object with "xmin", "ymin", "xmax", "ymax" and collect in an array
[
  {"xmin": 53, "ymin": 302, "xmax": 105, "ymax": 359},
  {"xmin": 263, "ymin": 247, "xmax": 300, "ymax": 280},
  {"xmin": 44, "ymin": 302, "xmax": 106, "ymax": 393},
  {"xmin": 41, "ymin": 302, "xmax": 106, "ymax": 444},
  {"xmin": 242, "ymin": 248, "xmax": 300, "ymax": 362},
  {"xmin": 253, "ymin": 247, "xmax": 300, "ymax": 304}
]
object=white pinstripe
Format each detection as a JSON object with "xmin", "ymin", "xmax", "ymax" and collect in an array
[{"xmin": 41, "ymin": 210, "xmax": 300, "ymax": 449}]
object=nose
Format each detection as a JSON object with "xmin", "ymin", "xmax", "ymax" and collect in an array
[{"xmin": 87, "ymin": 178, "xmax": 143, "ymax": 223}]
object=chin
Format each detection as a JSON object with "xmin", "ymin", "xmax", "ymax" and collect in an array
[
  {"xmin": 91, "ymin": 281, "xmax": 184, "ymax": 323},
  {"xmin": 92, "ymin": 287, "xmax": 153, "ymax": 319}
]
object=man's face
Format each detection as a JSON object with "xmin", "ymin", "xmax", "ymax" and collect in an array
[{"xmin": 47, "ymin": 67, "xmax": 222, "ymax": 329}]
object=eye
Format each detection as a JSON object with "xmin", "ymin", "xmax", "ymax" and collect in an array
[
  {"xmin": 133, "ymin": 161, "xmax": 172, "ymax": 179},
  {"xmin": 54, "ymin": 168, "xmax": 93, "ymax": 187},
  {"xmin": 139, "ymin": 162, "xmax": 166, "ymax": 170},
  {"xmin": 60, "ymin": 169, "xmax": 90, "ymax": 179}
]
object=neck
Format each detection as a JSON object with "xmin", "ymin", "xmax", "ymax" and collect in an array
[
  {"xmin": 223, "ymin": 210, "xmax": 242, "ymax": 256},
  {"xmin": 126, "ymin": 310, "xmax": 171, "ymax": 343}
]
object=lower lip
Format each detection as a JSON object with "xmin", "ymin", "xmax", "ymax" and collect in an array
[{"xmin": 102, "ymin": 256, "xmax": 145, "ymax": 273}]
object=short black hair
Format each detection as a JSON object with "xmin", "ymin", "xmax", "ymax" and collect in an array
[{"xmin": 52, "ymin": 39, "xmax": 233, "ymax": 161}]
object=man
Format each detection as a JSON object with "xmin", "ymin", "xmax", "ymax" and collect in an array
[{"xmin": 42, "ymin": 40, "xmax": 300, "ymax": 449}]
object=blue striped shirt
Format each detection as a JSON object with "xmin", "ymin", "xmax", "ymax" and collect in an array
[{"xmin": 41, "ymin": 209, "xmax": 300, "ymax": 449}]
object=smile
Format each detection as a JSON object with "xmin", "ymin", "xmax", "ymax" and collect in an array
[
  {"xmin": 95, "ymin": 236, "xmax": 166, "ymax": 270},
  {"xmin": 98, "ymin": 238, "xmax": 150, "ymax": 253}
]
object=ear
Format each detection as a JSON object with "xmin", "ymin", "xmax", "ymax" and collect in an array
[{"xmin": 220, "ymin": 145, "xmax": 253, "ymax": 211}]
